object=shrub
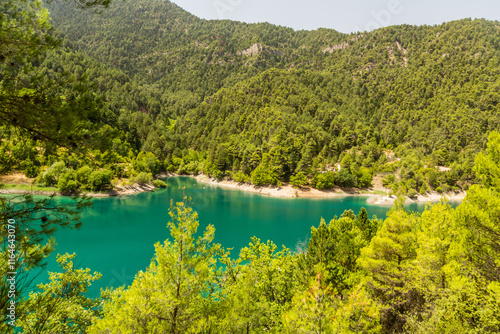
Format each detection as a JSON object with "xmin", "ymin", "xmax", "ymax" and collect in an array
[
  {"xmin": 185, "ymin": 161, "xmax": 200, "ymax": 174},
  {"xmin": 21, "ymin": 159, "xmax": 39, "ymax": 178},
  {"xmin": 407, "ymin": 188, "xmax": 418, "ymax": 199},
  {"xmin": 134, "ymin": 172, "xmax": 153, "ymax": 185},
  {"xmin": 356, "ymin": 167, "xmax": 373, "ymax": 188},
  {"xmin": 336, "ymin": 169, "xmax": 356, "ymax": 188},
  {"xmin": 40, "ymin": 161, "xmax": 67, "ymax": 186},
  {"xmin": 153, "ymin": 179, "xmax": 167, "ymax": 188},
  {"xmin": 251, "ymin": 165, "xmax": 279, "ymax": 186},
  {"xmin": 312, "ymin": 172, "xmax": 335, "ymax": 190},
  {"xmin": 58, "ymin": 170, "xmax": 78, "ymax": 193},
  {"xmin": 419, "ymin": 182, "xmax": 429, "ymax": 195},
  {"xmin": 290, "ymin": 172, "xmax": 308, "ymax": 188},
  {"xmin": 233, "ymin": 171, "xmax": 251, "ymax": 183},
  {"xmin": 133, "ymin": 152, "xmax": 162, "ymax": 175},
  {"xmin": 76, "ymin": 166, "xmax": 93, "ymax": 189},
  {"xmin": 436, "ymin": 186, "xmax": 443, "ymax": 193},
  {"xmin": 88, "ymin": 170, "xmax": 113, "ymax": 191}
]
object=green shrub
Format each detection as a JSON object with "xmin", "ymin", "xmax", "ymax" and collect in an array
[
  {"xmin": 382, "ymin": 174, "xmax": 395, "ymax": 187},
  {"xmin": 58, "ymin": 170, "xmax": 78, "ymax": 193},
  {"xmin": 233, "ymin": 171, "xmax": 251, "ymax": 183},
  {"xmin": 20, "ymin": 159, "xmax": 39, "ymax": 178},
  {"xmin": 40, "ymin": 161, "xmax": 67, "ymax": 186},
  {"xmin": 312, "ymin": 172, "xmax": 335, "ymax": 190},
  {"xmin": 88, "ymin": 170, "xmax": 113, "ymax": 191},
  {"xmin": 76, "ymin": 166, "xmax": 93, "ymax": 189},
  {"xmin": 134, "ymin": 172, "xmax": 153, "ymax": 185},
  {"xmin": 290, "ymin": 172, "xmax": 308, "ymax": 188},
  {"xmin": 336, "ymin": 169, "xmax": 356, "ymax": 188},
  {"xmin": 407, "ymin": 188, "xmax": 418, "ymax": 199},
  {"xmin": 153, "ymin": 179, "xmax": 167, "ymax": 188},
  {"xmin": 419, "ymin": 182, "xmax": 429, "ymax": 194},
  {"xmin": 185, "ymin": 161, "xmax": 200, "ymax": 174},
  {"xmin": 436, "ymin": 186, "xmax": 443, "ymax": 193},
  {"xmin": 355, "ymin": 167, "xmax": 373, "ymax": 188},
  {"xmin": 133, "ymin": 152, "xmax": 162, "ymax": 175},
  {"xmin": 251, "ymin": 164, "xmax": 279, "ymax": 186}
]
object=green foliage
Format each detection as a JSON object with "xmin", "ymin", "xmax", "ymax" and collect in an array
[
  {"xmin": 336, "ymin": 169, "xmax": 357, "ymax": 188},
  {"xmin": 312, "ymin": 172, "xmax": 335, "ymax": 189},
  {"xmin": 358, "ymin": 209, "xmax": 420, "ymax": 332},
  {"xmin": 132, "ymin": 151, "xmax": 162, "ymax": 175},
  {"xmin": 133, "ymin": 172, "xmax": 153, "ymax": 185},
  {"xmin": 90, "ymin": 202, "xmax": 222, "ymax": 333},
  {"xmin": 251, "ymin": 164, "xmax": 280, "ymax": 186},
  {"xmin": 303, "ymin": 208, "xmax": 380, "ymax": 293},
  {"xmin": 232, "ymin": 171, "xmax": 251, "ymax": 183},
  {"xmin": 19, "ymin": 253, "xmax": 102, "ymax": 333},
  {"xmin": 88, "ymin": 170, "xmax": 113, "ymax": 191},
  {"xmin": 40, "ymin": 161, "xmax": 67, "ymax": 187},
  {"xmin": 290, "ymin": 171, "xmax": 308, "ymax": 188},
  {"xmin": 57, "ymin": 170, "xmax": 79, "ymax": 193},
  {"xmin": 152, "ymin": 179, "xmax": 167, "ymax": 188}
]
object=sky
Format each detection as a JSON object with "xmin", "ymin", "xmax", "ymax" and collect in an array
[{"xmin": 170, "ymin": 0, "xmax": 500, "ymax": 33}]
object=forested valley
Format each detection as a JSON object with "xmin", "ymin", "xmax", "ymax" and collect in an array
[{"xmin": 1, "ymin": 0, "xmax": 500, "ymax": 332}]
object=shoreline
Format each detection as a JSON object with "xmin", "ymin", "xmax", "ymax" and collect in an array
[
  {"xmin": 193, "ymin": 174, "xmax": 466, "ymax": 205},
  {"xmin": 1, "ymin": 173, "xmax": 467, "ymax": 205},
  {"xmin": 0, "ymin": 183, "xmax": 156, "ymax": 198}
]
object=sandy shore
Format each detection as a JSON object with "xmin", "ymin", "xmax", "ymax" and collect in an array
[{"xmin": 194, "ymin": 174, "xmax": 466, "ymax": 204}]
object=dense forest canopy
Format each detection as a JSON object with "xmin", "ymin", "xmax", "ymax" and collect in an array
[
  {"xmin": 22, "ymin": 0, "xmax": 498, "ymax": 196},
  {"xmin": 1, "ymin": 0, "xmax": 500, "ymax": 332}
]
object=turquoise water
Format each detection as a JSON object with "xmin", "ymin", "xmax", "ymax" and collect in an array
[{"xmin": 37, "ymin": 177, "xmax": 456, "ymax": 296}]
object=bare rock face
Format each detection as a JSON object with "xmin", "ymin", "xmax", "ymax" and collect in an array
[
  {"xmin": 322, "ymin": 42, "xmax": 349, "ymax": 53},
  {"xmin": 237, "ymin": 43, "xmax": 285, "ymax": 57}
]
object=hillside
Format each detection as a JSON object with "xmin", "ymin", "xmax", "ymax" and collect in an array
[{"xmin": 4, "ymin": 0, "xmax": 500, "ymax": 196}]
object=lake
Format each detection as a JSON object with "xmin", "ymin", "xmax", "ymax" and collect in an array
[{"xmin": 37, "ymin": 176, "xmax": 456, "ymax": 296}]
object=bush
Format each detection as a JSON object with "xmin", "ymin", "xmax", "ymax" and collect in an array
[
  {"xmin": 20, "ymin": 159, "xmax": 39, "ymax": 178},
  {"xmin": 88, "ymin": 170, "xmax": 113, "ymax": 191},
  {"xmin": 407, "ymin": 188, "xmax": 418, "ymax": 199},
  {"xmin": 153, "ymin": 179, "xmax": 167, "ymax": 188},
  {"xmin": 40, "ymin": 161, "xmax": 67, "ymax": 186},
  {"xmin": 233, "ymin": 171, "xmax": 251, "ymax": 183},
  {"xmin": 58, "ymin": 170, "xmax": 78, "ymax": 193},
  {"xmin": 336, "ymin": 169, "xmax": 356, "ymax": 188},
  {"xmin": 419, "ymin": 182, "xmax": 429, "ymax": 195},
  {"xmin": 355, "ymin": 167, "xmax": 373, "ymax": 188},
  {"xmin": 76, "ymin": 166, "xmax": 93, "ymax": 189},
  {"xmin": 251, "ymin": 165, "xmax": 279, "ymax": 186},
  {"xmin": 290, "ymin": 172, "xmax": 308, "ymax": 188},
  {"xmin": 134, "ymin": 172, "xmax": 153, "ymax": 185},
  {"xmin": 133, "ymin": 152, "xmax": 162, "ymax": 175},
  {"xmin": 312, "ymin": 172, "xmax": 335, "ymax": 189},
  {"xmin": 185, "ymin": 161, "xmax": 200, "ymax": 174},
  {"xmin": 436, "ymin": 186, "xmax": 443, "ymax": 194}
]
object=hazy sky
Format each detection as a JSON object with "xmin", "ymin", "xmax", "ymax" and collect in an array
[{"xmin": 170, "ymin": 0, "xmax": 499, "ymax": 33}]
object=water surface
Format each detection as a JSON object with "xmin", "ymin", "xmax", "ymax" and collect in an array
[{"xmin": 39, "ymin": 176, "xmax": 456, "ymax": 296}]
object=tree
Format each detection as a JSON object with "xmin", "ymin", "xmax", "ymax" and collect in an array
[
  {"xmin": 90, "ymin": 201, "xmax": 223, "ymax": 333},
  {"xmin": 88, "ymin": 170, "xmax": 113, "ymax": 191},
  {"xmin": 18, "ymin": 253, "xmax": 102, "ymax": 333},
  {"xmin": 302, "ymin": 209, "xmax": 379, "ymax": 294},
  {"xmin": 290, "ymin": 171, "xmax": 308, "ymax": 188},
  {"xmin": 358, "ymin": 209, "xmax": 422, "ymax": 333},
  {"xmin": 218, "ymin": 238, "xmax": 299, "ymax": 333},
  {"xmin": 132, "ymin": 151, "xmax": 162, "ymax": 175}
]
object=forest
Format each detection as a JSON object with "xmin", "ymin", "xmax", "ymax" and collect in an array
[{"xmin": 1, "ymin": 0, "xmax": 500, "ymax": 332}]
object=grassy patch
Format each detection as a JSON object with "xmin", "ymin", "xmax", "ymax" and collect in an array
[{"xmin": 2, "ymin": 184, "xmax": 59, "ymax": 192}]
